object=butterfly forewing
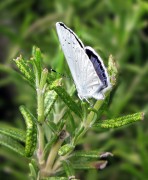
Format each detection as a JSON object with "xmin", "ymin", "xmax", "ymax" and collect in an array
[{"xmin": 56, "ymin": 23, "xmax": 83, "ymax": 82}]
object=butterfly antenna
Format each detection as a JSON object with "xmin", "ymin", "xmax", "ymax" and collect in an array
[{"xmin": 50, "ymin": 68, "xmax": 72, "ymax": 80}]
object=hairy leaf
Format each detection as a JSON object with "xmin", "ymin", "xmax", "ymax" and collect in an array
[
  {"xmin": 50, "ymin": 79, "xmax": 82, "ymax": 117},
  {"xmin": 32, "ymin": 46, "xmax": 42, "ymax": 80},
  {"xmin": 20, "ymin": 106, "xmax": 37, "ymax": 157},
  {"xmin": 0, "ymin": 124, "xmax": 26, "ymax": 142},
  {"xmin": 71, "ymin": 150, "xmax": 113, "ymax": 159},
  {"xmin": 93, "ymin": 112, "xmax": 144, "ymax": 129},
  {"xmin": 0, "ymin": 133, "xmax": 25, "ymax": 156},
  {"xmin": 44, "ymin": 90, "xmax": 58, "ymax": 117},
  {"xmin": 61, "ymin": 160, "xmax": 75, "ymax": 178},
  {"xmin": 13, "ymin": 55, "xmax": 35, "ymax": 86}
]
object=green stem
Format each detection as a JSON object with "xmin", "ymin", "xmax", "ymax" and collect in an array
[
  {"xmin": 52, "ymin": 154, "xmax": 68, "ymax": 172},
  {"xmin": 86, "ymin": 91, "xmax": 110, "ymax": 126},
  {"xmin": 37, "ymin": 124, "xmax": 45, "ymax": 167},
  {"xmin": 81, "ymin": 102, "xmax": 87, "ymax": 122},
  {"xmin": 37, "ymin": 88, "xmax": 44, "ymax": 123},
  {"xmin": 37, "ymin": 69, "xmax": 48, "ymax": 123},
  {"xmin": 43, "ymin": 137, "xmax": 64, "ymax": 175}
]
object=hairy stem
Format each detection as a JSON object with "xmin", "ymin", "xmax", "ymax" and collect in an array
[
  {"xmin": 37, "ymin": 124, "xmax": 45, "ymax": 167},
  {"xmin": 37, "ymin": 88, "xmax": 44, "ymax": 123},
  {"xmin": 43, "ymin": 137, "xmax": 64, "ymax": 175}
]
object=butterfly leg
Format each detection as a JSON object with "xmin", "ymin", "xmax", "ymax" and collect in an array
[
  {"xmin": 78, "ymin": 93, "xmax": 91, "ymax": 104},
  {"xmin": 78, "ymin": 93, "xmax": 83, "ymax": 101},
  {"xmin": 84, "ymin": 97, "xmax": 90, "ymax": 104}
]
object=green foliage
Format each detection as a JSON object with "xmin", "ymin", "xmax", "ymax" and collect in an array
[
  {"xmin": 61, "ymin": 160, "xmax": 75, "ymax": 178},
  {"xmin": 50, "ymin": 80, "xmax": 82, "ymax": 117},
  {"xmin": 0, "ymin": 46, "xmax": 144, "ymax": 179},
  {"xmin": 93, "ymin": 112, "xmax": 144, "ymax": 129},
  {"xmin": 13, "ymin": 55, "xmax": 35, "ymax": 87},
  {"xmin": 0, "ymin": 1, "xmax": 147, "ymax": 179},
  {"xmin": 0, "ymin": 124, "xmax": 26, "ymax": 142},
  {"xmin": 19, "ymin": 106, "xmax": 37, "ymax": 157},
  {"xmin": 44, "ymin": 90, "xmax": 58, "ymax": 118},
  {"xmin": 0, "ymin": 134, "xmax": 25, "ymax": 156}
]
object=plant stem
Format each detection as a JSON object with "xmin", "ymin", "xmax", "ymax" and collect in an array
[
  {"xmin": 37, "ymin": 69, "xmax": 48, "ymax": 123},
  {"xmin": 36, "ymin": 81, "xmax": 45, "ymax": 166},
  {"xmin": 52, "ymin": 154, "xmax": 68, "ymax": 172},
  {"xmin": 86, "ymin": 101, "xmax": 103, "ymax": 126},
  {"xmin": 37, "ymin": 124, "xmax": 45, "ymax": 167},
  {"xmin": 37, "ymin": 88, "xmax": 44, "ymax": 123},
  {"xmin": 43, "ymin": 137, "xmax": 65, "ymax": 175},
  {"xmin": 86, "ymin": 91, "xmax": 110, "ymax": 126}
]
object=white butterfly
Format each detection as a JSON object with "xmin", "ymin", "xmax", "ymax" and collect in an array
[{"xmin": 56, "ymin": 22, "xmax": 111, "ymax": 101}]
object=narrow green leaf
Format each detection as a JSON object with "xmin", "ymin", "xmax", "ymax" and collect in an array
[
  {"xmin": 72, "ymin": 125, "xmax": 85, "ymax": 146},
  {"xmin": 73, "ymin": 160, "xmax": 108, "ymax": 170},
  {"xmin": 72, "ymin": 151, "xmax": 102, "ymax": 158},
  {"xmin": 41, "ymin": 177, "xmax": 68, "ymax": 180},
  {"xmin": 62, "ymin": 160, "xmax": 75, "ymax": 178},
  {"xmin": 93, "ymin": 112, "xmax": 144, "ymax": 129},
  {"xmin": 31, "ymin": 158, "xmax": 39, "ymax": 171},
  {"xmin": 46, "ymin": 121, "xmax": 58, "ymax": 133},
  {"xmin": 71, "ymin": 150, "xmax": 113, "ymax": 159},
  {"xmin": 0, "ymin": 133, "xmax": 25, "ymax": 156},
  {"xmin": 46, "ymin": 118, "xmax": 66, "ymax": 135},
  {"xmin": 29, "ymin": 158, "xmax": 39, "ymax": 180},
  {"xmin": 32, "ymin": 46, "xmax": 42, "ymax": 80},
  {"xmin": 44, "ymin": 90, "xmax": 58, "ymax": 117},
  {"xmin": 29, "ymin": 162, "xmax": 37, "ymax": 180},
  {"xmin": 67, "ymin": 111, "xmax": 76, "ymax": 133},
  {"xmin": 57, "ymin": 118, "xmax": 67, "ymax": 132},
  {"xmin": 0, "ymin": 124, "xmax": 26, "ymax": 142},
  {"xmin": 20, "ymin": 106, "xmax": 37, "ymax": 157},
  {"xmin": 50, "ymin": 79, "xmax": 82, "ymax": 117},
  {"xmin": 13, "ymin": 55, "xmax": 35, "ymax": 86}
]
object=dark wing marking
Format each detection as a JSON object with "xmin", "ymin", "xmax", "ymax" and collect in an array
[{"xmin": 85, "ymin": 47, "xmax": 108, "ymax": 89}]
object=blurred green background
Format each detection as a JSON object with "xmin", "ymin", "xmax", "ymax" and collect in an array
[{"xmin": 0, "ymin": 0, "xmax": 148, "ymax": 179}]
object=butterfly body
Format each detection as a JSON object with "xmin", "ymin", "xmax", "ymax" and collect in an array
[{"xmin": 56, "ymin": 22, "xmax": 111, "ymax": 101}]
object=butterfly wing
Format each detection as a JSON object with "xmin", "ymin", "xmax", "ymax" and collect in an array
[{"xmin": 56, "ymin": 22, "xmax": 107, "ymax": 100}]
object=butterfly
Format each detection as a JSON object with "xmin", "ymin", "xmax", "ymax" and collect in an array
[{"xmin": 56, "ymin": 22, "xmax": 111, "ymax": 101}]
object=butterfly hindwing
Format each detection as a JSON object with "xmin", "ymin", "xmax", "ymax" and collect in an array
[{"xmin": 74, "ymin": 47, "xmax": 103, "ymax": 99}]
